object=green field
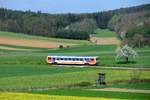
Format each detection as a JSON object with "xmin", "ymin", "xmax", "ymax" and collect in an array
[
  {"xmin": 93, "ymin": 29, "xmax": 118, "ymax": 37},
  {"xmin": 96, "ymin": 82, "xmax": 150, "ymax": 90},
  {"xmin": 30, "ymin": 88, "xmax": 150, "ymax": 100},
  {"xmin": 0, "ymin": 63, "xmax": 150, "ymax": 99},
  {"xmin": 0, "ymin": 30, "xmax": 150, "ymax": 100},
  {"xmin": 0, "ymin": 64, "xmax": 150, "ymax": 90},
  {"xmin": 0, "ymin": 45, "xmax": 150, "ymax": 67}
]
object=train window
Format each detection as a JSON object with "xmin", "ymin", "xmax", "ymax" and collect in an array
[
  {"xmin": 80, "ymin": 58, "xmax": 83, "ymax": 61},
  {"xmin": 64, "ymin": 58, "xmax": 67, "ymax": 61},
  {"xmin": 57, "ymin": 58, "xmax": 60, "ymax": 60},
  {"xmin": 85, "ymin": 58, "xmax": 89, "ymax": 61},
  {"xmin": 68, "ymin": 58, "xmax": 71, "ymax": 60},
  {"xmin": 91, "ymin": 58, "xmax": 94, "ymax": 61},
  {"xmin": 72, "ymin": 58, "xmax": 75, "ymax": 61},
  {"xmin": 60, "ymin": 58, "xmax": 63, "ymax": 60},
  {"xmin": 75, "ymin": 58, "xmax": 79, "ymax": 61}
]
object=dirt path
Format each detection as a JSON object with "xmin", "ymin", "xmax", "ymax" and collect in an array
[
  {"xmin": 90, "ymin": 37, "xmax": 120, "ymax": 45},
  {"xmin": 89, "ymin": 88, "xmax": 150, "ymax": 94},
  {"xmin": 0, "ymin": 36, "xmax": 75, "ymax": 49}
]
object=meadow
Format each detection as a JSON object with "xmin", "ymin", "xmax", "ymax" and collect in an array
[
  {"xmin": 0, "ymin": 44, "xmax": 149, "ymax": 67},
  {"xmin": 93, "ymin": 29, "xmax": 118, "ymax": 37},
  {"xmin": 0, "ymin": 30, "xmax": 150, "ymax": 100},
  {"xmin": 0, "ymin": 64, "xmax": 150, "ymax": 90}
]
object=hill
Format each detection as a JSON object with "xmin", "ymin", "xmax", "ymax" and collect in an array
[
  {"xmin": 0, "ymin": 30, "xmax": 120, "ymax": 51},
  {"xmin": 0, "ymin": 31, "xmax": 91, "ymax": 50},
  {"xmin": 0, "ymin": 4, "xmax": 150, "ymax": 40},
  {"xmin": 108, "ymin": 10, "xmax": 150, "ymax": 47}
]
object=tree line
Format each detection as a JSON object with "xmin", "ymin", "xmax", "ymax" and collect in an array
[
  {"xmin": 108, "ymin": 9, "xmax": 150, "ymax": 47},
  {"xmin": 0, "ymin": 4, "xmax": 149, "ymax": 41},
  {"xmin": 0, "ymin": 8, "xmax": 111, "ymax": 40}
]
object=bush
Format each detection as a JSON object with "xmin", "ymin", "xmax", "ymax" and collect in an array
[
  {"xmin": 55, "ymin": 29, "xmax": 90, "ymax": 40},
  {"xmin": 68, "ymin": 82, "xmax": 92, "ymax": 87},
  {"xmin": 77, "ymin": 82, "xmax": 92, "ymax": 87},
  {"xmin": 59, "ymin": 45, "xmax": 63, "ymax": 48}
]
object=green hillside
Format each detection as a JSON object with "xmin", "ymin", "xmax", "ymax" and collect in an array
[
  {"xmin": 93, "ymin": 29, "xmax": 117, "ymax": 37},
  {"xmin": 108, "ymin": 10, "xmax": 150, "ymax": 47},
  {"xmin": 0, "ymin": 31, "xmax": 90, "ymax": 45}
]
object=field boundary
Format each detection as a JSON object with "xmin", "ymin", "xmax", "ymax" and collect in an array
[
  {"xmin": 89, "ymin": 88, "xmax": 150, "ymax": 94},
  {"xmin": 53, "ymin": 65, "xmax": 150, "ymax": 70}
]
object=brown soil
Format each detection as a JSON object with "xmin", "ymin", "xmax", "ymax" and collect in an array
[
  {"xmin": 89, "ymin": 88, "xmax": 150, "ymax": 94},
  {"xmin": 0, "ymin": 36, "xmax": 75, "ymax": 49},
  {"xmin": 90, "ymin": 37, "xmax": 120, "ymax": 45}
]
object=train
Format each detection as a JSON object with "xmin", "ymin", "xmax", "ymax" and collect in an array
[{"xmin": 46, "ymin": 55, "xmax": 99, "ymax": 65}]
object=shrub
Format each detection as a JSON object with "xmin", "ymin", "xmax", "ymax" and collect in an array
[
  {"xmin": 77, "ymin": 82, "xmax": 92, "ymax": 87},
  {"xmin": 59, "ymin": 45, "xmax": 63, "ymax": 48},
  {"xmin": 55, "ymin": 29, "xmax": 90, "ymax": 40},
  {"xmin": 69, "ymin": 82, "xmax": 92, "ymax": 87}
]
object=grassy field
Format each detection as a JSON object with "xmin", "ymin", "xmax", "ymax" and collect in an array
[
  {"xmin": 0, "ymin": 45, "xmax": 149, "ymax": 67},
  {"xmin": 0, "ymin": 64, "xmax": 150, "ymax": 99},
  {"xmin": 93, "ymin": 29, "xmax": 118, "ymax": 37},
  {"xmin": 30, "ymin": 88, "xmax": 150, "ymax": 100},
  {"xmin": 96, "ymin": 82, "xmax": 150, "ymax": 90},
  {"xmin": 0, "ymin": 30, "xmax": 150, "ymax": 100},
  {"xmin": 0, "ymin": 64, "xmax": 150, "ymax": 90}
]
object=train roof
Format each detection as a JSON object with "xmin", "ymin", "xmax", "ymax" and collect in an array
[{"xmin": 47, "ymin": 55, "xmax": 98, "ymax": 58}]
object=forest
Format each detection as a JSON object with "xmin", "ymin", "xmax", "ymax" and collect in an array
[{"xmin": 0, "ymin": 4, "xmax": 150, "ymax": 46}]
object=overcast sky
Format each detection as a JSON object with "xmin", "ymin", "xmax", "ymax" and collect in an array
[{"xmin": 0, "ymin": 0, "xmax": 150, "ymax": 13}]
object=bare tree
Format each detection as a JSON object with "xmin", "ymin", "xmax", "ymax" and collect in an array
[{"xmin": 133, "ymin": 34, "xmax": 145, "ymax": 48}]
